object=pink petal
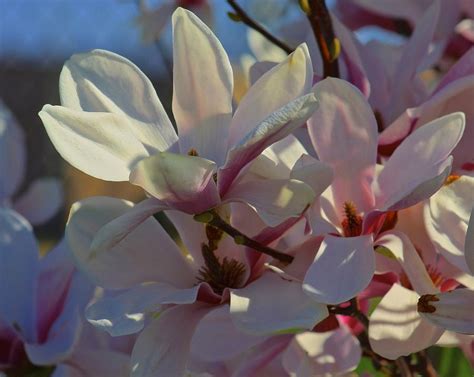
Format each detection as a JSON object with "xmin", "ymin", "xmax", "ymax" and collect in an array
[
  {"xmin": 303, "ymin": 234, "xmax": 375, "ymax": 305},
  {"xmin": 66, "ymin": 197, "xmax": 195, "ymax": 290},
  {"xmin": 130, "ymin": 152, "xmax": 220, "ymax": 213},
  {"xmin": 219, "ymin": 93, "xmax": 318, "ymax": 196},
  {"xmin": 467, "ymin": 208, "xmax": 474, "ymax": 275},
  {"xmin": 130, "ymin": 303, "xmax": 211, "ymax": 377},
  {"xmin": 369, "ymin": 284, "xmax": 444, "ymax": 360},
  {"xmin": 375, "ymin": 112, "xmax": 464, "ymax": 211},
  {"xmin": 282, "ymin": 326, "xmax": 361, "ymax": 377},
  {"xmin": 290, "ymin": 154, "xmax": 334, "ymax": 199},
  {"xmin": 418, "ymin": 289, "xmax": 474, "ymax": 334},
  {"xmin": 375, "ymin": 231, "xmax": 437, "ymax": 295},
  {"xmin": 307, "ymin": 78, "xmax": 377, "ymax": 216},
  {"xmin": 13, "ymin": 178, "xmax": 63, "ymax": 226},
  {"xmin": 230, "ymin": 273, "xmax": 328, "ymax": 335},
  {"xmin": 172, "ymin": 8, "xmax": 233, "ymax": 165},
  {"xmin": 0, "ymin": 209, "xmax": 38, "ymax": 342}
]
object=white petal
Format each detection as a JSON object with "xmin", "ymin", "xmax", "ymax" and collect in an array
[
  {"xmin": 40, "ymin": 106, "xmax": 148, "ymax": 181},
  {"xmin": 230, "ymin": 272, "xmax": 328, "ymax": 335},
  {"xmin": 131, "ymin": 303, "xmax": 211, "ymax": 377},
  {"xmin": 369, "ymin": 284, "xmax": 443, "ymax": 360},
  {"xmin": 303, "ymin": 235, "xmax": 375, "ymax": 305},
  {"xmin": 0, "ymin": 209, "xmax": 38, "ymax": 342},
  {"xmin": 467, "ymin": 208, "xmax": 474, "ymax": 275},
  {"xmin": 13, "ymin": 178, "xmax": 63, "ymax": 225},
  {"xmin": 172, "ymin": 8, "xmax": 233, "ymax": 165},
  {"xmin": 66, "ymin": 197, "xmax": 195, "ymax": 290},
  {"xmin": 229, "ymin": 44, "xmax": 313, "ymax": 147},
  {"xmin": 418, "ymin": 289, "xmax": 474, "ymax": 334},
  {"xmin": 60, "ymin": 49, "xmax": 177, "ymax": 153}
]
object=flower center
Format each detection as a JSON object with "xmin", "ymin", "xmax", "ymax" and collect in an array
[
  {"xmin": 341, "ymin": 201, "xmax": 363, "ymax": 237},
  {"xmin": 417, "ymin": 294, "xmax": 439, "ymax": 313}
]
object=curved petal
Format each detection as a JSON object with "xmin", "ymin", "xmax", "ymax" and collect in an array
[
  {"xmin": 230, "ymin": 272, "xmax": 328, "ymax": 335},
  {"xmin": 375, "ymin": 231, "xmax": 437, "ymax": 295},
  {"xmin": 418, "ymin": 289, "xmax": 474, "ymax": 334},
  {"xmin": 225, "ymin": 178, "xmax": 315, "ymax": 227},
  {"xmin": 130, "ymin": 303, "xmax": 211, "ymax": 377},
  {"xmin": 13, "ymin": 178, "xmax": 63, "ymax": 225},
  {"xmin": 303, "ymin": 234, "xmax": 375, "ymax": 305},
  {"xmin": 369, "ymin": 284, "xmax": 443, "ymax": 360},
  {"xmin": 282, "ymin": 326, "xmax": 361, "ymax": 377},
  {"xmin": 229, "ymin": 44, "xmax": 313, "ymax": 147},
  {"xmin": 172, "ymin": 8, "xmax": 233, "ymax": 165},
  {"xmin": 59, "ymin": 49, "xmax": 177, "ymax": 153},
  {"xmin": 40, "ymin": 106, "xmax": 148, "ymax": 181},
  {"xmin": 86, "ymin": 283, "xmax": 201, "ymax": 337},
  {"xmin": 0, "ymin": 209, "xmax": 38, "ymax": 342},
  {"xmin": 307, "ymin": 78, "xmax": 377, "ymax": 215},
  {"xmin": 219, "ymin": 92, "xmax": 318, "ymax": 195},
  {"xmin": 375, "ymin": 112, "xmax": 465, "ymax": 211},
  {"xmin": 66, "ymin": 197, "xmax": 195, "ymax": 290},
  {"xmin": 130, "ymin": 152, "xmax": 220, "ymax": 214},
  {"xmin": 467, "ymin": 208, "xmax": 474, "ymax": 275},
  {"xmin": 0, "ymin": 101, "xmax": 25, "ymax": 201},
  {"xmin": 425, "ymin": 175, "xmax": 474, "ymax": 273},
  {"xmin": 290, "ymin": 154, "xmax": 334, "ymax": 198}
]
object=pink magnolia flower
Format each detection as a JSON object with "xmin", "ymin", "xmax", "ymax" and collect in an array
[
  {"xmin": 39, "ymin": 8, "xmax": 319, "ymax": 255},
  {"xmin": 299, "ymin": 77, "xmax": 464, "ymax": 306},
  {"xmin": 367, "ymin": 231, "xmax": 474, "ymax": 359},
  {"xmin": 0, "ymin": 208, "xmax": 130, "ymax": 376},
  {"xmin": 0, "ymin": 100, "xmax": 62, "ymax": 225},
  {"xmin": 66, "ymin": 196, "xmax": 330, "ymax": 377}
]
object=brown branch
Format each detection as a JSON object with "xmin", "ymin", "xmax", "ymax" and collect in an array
[
  {"xmin": 304, "ymin": 0, "xmax": 340, "ymax": 78},
  {"xmin": 194, "ymin": 210, "xmax": 294, "ymax": 264},
  {"xmin": 227, "ymin": 0, "xmax": 293, "ymax": 55}
]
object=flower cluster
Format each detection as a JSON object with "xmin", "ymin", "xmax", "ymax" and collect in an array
[{"xmin": 2, "ymin": 1, "xmax": 474, "ymax": 376}]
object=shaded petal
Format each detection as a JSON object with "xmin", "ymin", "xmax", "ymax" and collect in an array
[
  {"xmin": 307, "ymin": 78, "xmax": 377, "ymax": 215},
  {"xmin": 225, "ymin": 178, "xmax": 314, "ymax": 226},
  {"xmin": 0, "ymin": 101, "xmax": 25, "ymax": 201},
  {"xmin": 282, "ymin": 326, "xmax": 361, "ymax": 377},
  {"xmin": 369, "ymin": 284, "xmax": 443, "ymax": 360},
  {"xmin": 191, "ymin": 306, "xmax": 266, "ymax": 363},
  {"xmin": 229, "ymin": 44, "xmax": 313, "ymax": 146},
  {"xmin": 375, "ymin": 231, "xmax": 437, "ymax": 295},
  {"xmin": 89, "ymin": 197, "xmax": 168, "ymax": 254},
  {"xmin": 40, "ymin": 106, "xmax": 148, "ymax": 181},
  {"xmin": 86, "ymin": 283, "xmax": 201, "ymax": 337},
  {"xmin": 66, "ymin": 348, "xmax": 131, "ymax": 377},
  {"xmin": 230, "ymin": 272, "xmax": 328, "ymax": 335},
  {"xmin": 467, "ymin": 208, "xmax": 474, "ymax": 275},
  {"xmin": 59, "ymin": 49, "xmax": 177, "ymax": 153},
  {"xmin": 0, "ymin": 209, "xmax": 38, "ymax": 342},
  {"xmin": 219, "ymin": 93, "xmax": 318, "ymax": 195},
  {"xmin": 290, "ymin": 154, "xmax": 334, "ymax": 198},
  {"xmin": 375, "ymin": 113, "xmax": 465, "ymax": 211},
  {"xmin": 418, "ymin": 289, "xmax": 474, "ymax": 334},
  {"xmin": 13, "ymin": 178, "xmax": 63, "ymax": 225},
  {"xmin": 130, "ymin": 152, "xmax": 220, "ymax": 214},
  {"xmin": 303, "ymin": 234, "xmax": 375, "ymax": 305},
  {"xmin": 130, "ymin": 303, "xmax": 211, "ymax": 377},
  {"xmin": 172, "ymin": 8, "xmax": 233, "ymax": 165},
  {"xmin": 66, "ymin": 197, "xmax": 195, "ymax": 290},
  {"xmin": 425, "ymin": 176, "xmax": 474, "ymax": 273}
]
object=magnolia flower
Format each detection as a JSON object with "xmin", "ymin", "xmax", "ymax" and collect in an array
[
  {"xmin": 66, "ymin": 196, "xmax": 330, "ymax": 377},
  {"xmin": 368, "ymin": 230, "xmax": 474, "ymax": 359},
  {"xmin": 299, "ymin": 77, "xmax": 464, "ymax": 306},
  {"xmin": 0, "ymin": 208, "xmax": 130, "ymax": 376},
  {"xmin": 40, "ymin": 8, "xmax": 319, "ymax": 256},
  {"xmin": 0, "ymin": 100, "xmax": 62, "ymax": 225},
  {"xmin": 136, "ymin": 0, "xmax": 211, "ymax": 44}
]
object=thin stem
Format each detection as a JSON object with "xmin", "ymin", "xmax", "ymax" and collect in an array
[
  {"xmin": 194, "ymin": 210, "xmax": 294, "ymax": 264},
  {"xmin": 395, "ymin": 357, "xmax": 414, "ymax": 377},
  {"xmin": 413, "ymin": 351, "xmax": 438, "ymax": 377},
  {"xmin": 305, "ymin": 0, "xmax": 340, "ymax": 78},
  {"xmin": 227, "ymin": 0, "xmax": 293, "ymax": 55}
]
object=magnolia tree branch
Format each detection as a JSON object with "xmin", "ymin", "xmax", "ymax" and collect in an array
[
  {"xmin": 227, "ymin": 0, "xmax": 294, "ymax": 54},
  {"xmin": 194, "ymin": 210, "xmax": 294, "ymax": 264},
  {"xmin": 303, "ymin": 0, "xmax": 340, "ymax": 78}
]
